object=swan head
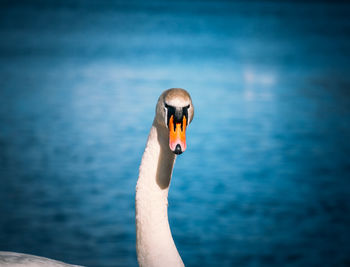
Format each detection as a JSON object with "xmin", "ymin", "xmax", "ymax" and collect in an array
[{"xmin": 155, "ymin": 88, "xmax": 194, "ymax": 155}]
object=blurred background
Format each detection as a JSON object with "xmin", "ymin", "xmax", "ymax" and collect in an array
[{"xmin": 0, "ymin": 0, "xmax": 350, "ymax": 266}]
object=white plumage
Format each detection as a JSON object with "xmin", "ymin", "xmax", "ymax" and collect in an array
[{"xmin": 136, "ymin": 88, "xmax": 194, "ymax": 267}]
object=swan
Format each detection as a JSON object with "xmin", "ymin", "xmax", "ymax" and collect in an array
[
  {"xmin": 0, "ymin": 88, "xmax": 194, "ymax": 267},
  {"xmin": 0, "ymin": 251, "xmax": 81, "ymax": 266},
  {"xmin": 136, "ymin": 88, "xmax": 194, "ymax": 267}
]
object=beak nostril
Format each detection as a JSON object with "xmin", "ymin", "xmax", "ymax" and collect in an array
[{"xmin": 174, "ymin": 144, "xmax": 182, "ymax": 155}]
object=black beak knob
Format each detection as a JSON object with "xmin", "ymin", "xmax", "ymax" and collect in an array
[{"xmin": 174, "ymin": 144, "xmax": 182, "ymax": 155}]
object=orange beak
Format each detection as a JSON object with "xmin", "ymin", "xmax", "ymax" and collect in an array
[{"xmin": 168, "ymin": 115, "xmax": 187, "ymax": 154}]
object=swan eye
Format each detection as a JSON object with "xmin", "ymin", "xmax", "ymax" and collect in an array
[
  {"xmin": 182, "ymin": 106, "xmax": 189, "ymax": 126},
  {"xmin": 164, "ymin": 103, "xmax": 175, "ymax": 128}
]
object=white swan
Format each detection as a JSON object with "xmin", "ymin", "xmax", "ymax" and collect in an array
[
  {"xmin": 0, "ymin": 251, "xmax": 81, "ymax": 266},
  {"xmin": 136, "ymin": 88, "xmax": 194, "ymax": 267},
  {"xmin": 0, "ymin": 88, "xmax": 194, "ymax": 267}
]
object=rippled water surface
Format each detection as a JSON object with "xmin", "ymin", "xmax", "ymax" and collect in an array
[{"xmin": 1, "ymin": 1, "xmax": 350, "ymax": 266}]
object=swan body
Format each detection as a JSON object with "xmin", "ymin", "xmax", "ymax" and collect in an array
[
  {"xmin": 136, "ymin": 88, "xmax": 194, "ymax": 267},
  {"xmin": 0, "ymin": 251, "xmax": 82, "ymax": 267},
  {"xmin": 0, "ymin": 88, "xmax": 194, "ymax": 267}
]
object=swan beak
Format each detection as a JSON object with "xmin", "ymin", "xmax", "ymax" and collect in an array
[{"xmin": 168, "ymin": 115, "xmax": 187, "ymax": 155}]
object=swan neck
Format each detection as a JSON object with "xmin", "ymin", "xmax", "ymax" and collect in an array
[{"xmin": 135, "ymin": 121, "xmax": 184, "ymax": 267}]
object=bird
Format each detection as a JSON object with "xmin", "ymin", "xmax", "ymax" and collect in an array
[
  {"xmin": 135, "ymin": 88, "xmax": 194, "ymax": 267},
  {"xmin": 0, "ymin": 88, "xmax": 194, "ymax": 267},
  {"xmin": 0, "ymin": 251, "xmax": 81, "ymax": 266}
]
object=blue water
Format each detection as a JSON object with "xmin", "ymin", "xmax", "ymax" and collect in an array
[{"xmin": 1, "ymin": 1, "xmax": 350, "ymax": 266}]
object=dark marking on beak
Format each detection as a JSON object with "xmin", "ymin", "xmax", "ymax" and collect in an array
[
  {"xmin": 174, "ymin": 144, "xmax": 182, "ymax": 155},
  {"xmin": 165, "ymin": 103, "xmax": 190, "ymax": 131}
]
